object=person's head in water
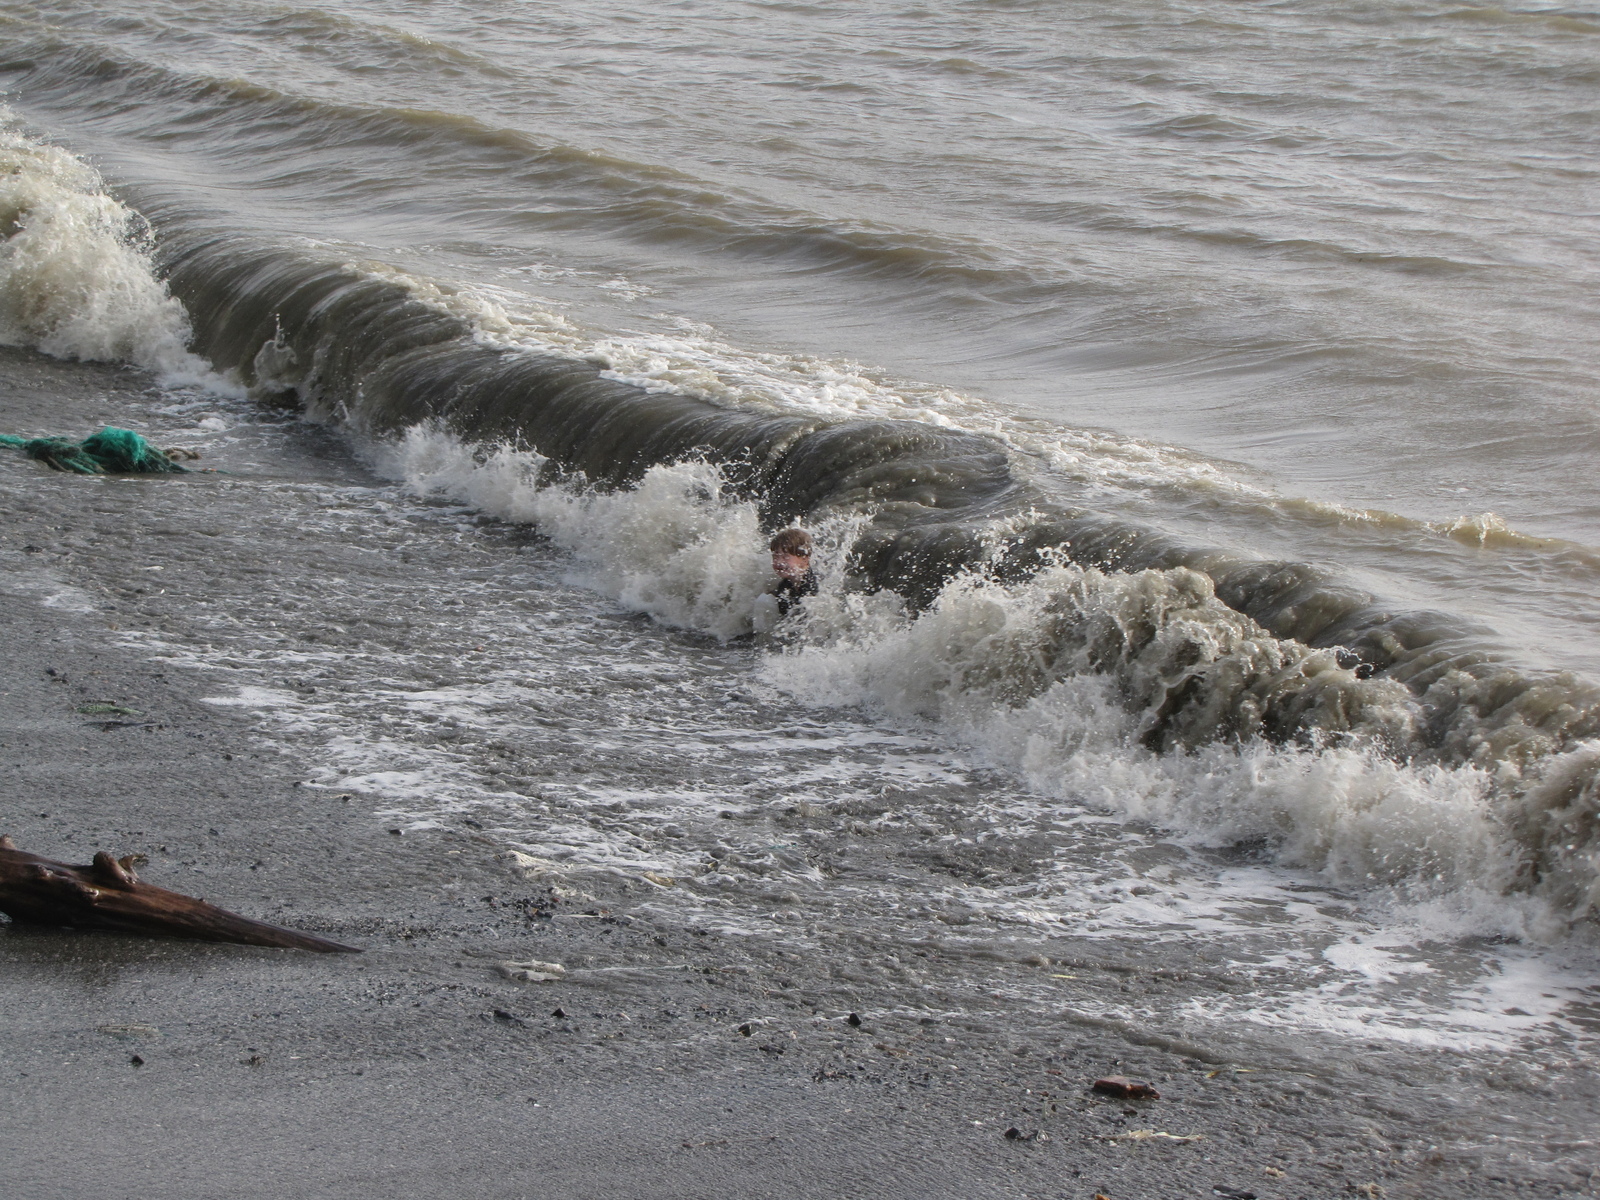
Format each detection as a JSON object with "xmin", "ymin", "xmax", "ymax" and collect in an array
[{"xmin": 769, "ymin": 527, "xmax": 813, "ymax": 585}]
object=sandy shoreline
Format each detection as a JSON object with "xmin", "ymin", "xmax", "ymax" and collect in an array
[{"xmin": 0, "ymin": 346, "xmax": 1592, "ymax": 1199}]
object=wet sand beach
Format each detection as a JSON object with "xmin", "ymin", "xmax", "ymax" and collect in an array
[
  {"xmin": 3, "ymin": 349, "xmax": 1596, "ymax": 1199},
  {"xmin": 4, "ymin": 1, "xmax": 1600, "ymax": 1192}
]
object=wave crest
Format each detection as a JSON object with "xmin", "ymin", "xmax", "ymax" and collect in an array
[
  {"xmin": 0, "ymin": 115, "xmax": 227, "ymax": 387},
  {"xmin": 370, "ymin": 423, "xmax": 1578, "ymax": 934}
]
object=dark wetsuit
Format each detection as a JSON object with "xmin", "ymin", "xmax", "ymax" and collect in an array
[{"xmin": 773, "ymin": 570, "xmax": 818, "ymax": 615}]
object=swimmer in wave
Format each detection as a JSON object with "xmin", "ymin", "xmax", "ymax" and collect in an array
[{"xmin": 768, "ymin": 527, "xmax": 817, "ymax": 616}]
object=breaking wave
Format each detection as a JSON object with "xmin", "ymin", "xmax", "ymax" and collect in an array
[
  {"xmin": 375, "ymin": 423, "xmax": 1598, "ymax": 935},
  {"xmin": 2, "ymin": 115, "xmax": 1594, "ymax": 930},
  {"xmin": 141, "ymin": 226, "xmax": 1600, "ymax": 929},
  {"xmin": 0, "ymin": 114, "xmax": 228, "ymax": 387}
]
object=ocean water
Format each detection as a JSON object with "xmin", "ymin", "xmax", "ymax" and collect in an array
[{"xmin": 2, "ymin": 0, "xmax": 1600, "ymax": 1077}]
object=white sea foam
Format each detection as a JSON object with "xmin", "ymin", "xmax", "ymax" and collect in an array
[
  {"xmin": 362, "ymin": 421, "xmax": 1569, "ymax": 941},
  {"xmin": 766, "ymin": 567, "xmax": 1561, "ymax": 934},
  {"xmin": 16, "ymin": 408, "xmax": 1565, "ymax": 1051},
  {"xmin": 377, "ymin": 424, "xmax": 787, "ymax": 640},
  {"xmin": 1, "ymin": 145, "xmax": 1578, "ymax": 1020},
  {"xmin": 0, "ymin": 115, "xmax": 236, "ymax": 391}
]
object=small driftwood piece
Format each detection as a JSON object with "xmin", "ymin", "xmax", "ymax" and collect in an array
[
  {"xmin": 0, "ymin": 837, "xmax": 359, "ymax": 953},
  {"xmin": 1092, "ymin": 1075, "xmax": 1161, "ymax": 1100}
]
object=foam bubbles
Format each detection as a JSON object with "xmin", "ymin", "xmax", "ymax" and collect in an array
[
  {"xmin": 363, "ymin": 420, "xmax": 1576, "ymax": 936},
  {"xmin": 765, "ymin": 562, "xmax": 1549, "ymax": 929},
  {"xmin": 377, "ymin": 424, "xmax": 779, "ymax": 640},
  {"xmin": 0, "ymin": 115, "xmax": 234, "ymax": 390}
]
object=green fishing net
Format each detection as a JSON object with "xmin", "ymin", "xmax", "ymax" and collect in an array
[{"xmin": 0, "ymin": 427, "xmax": 189, "ymax": 474}]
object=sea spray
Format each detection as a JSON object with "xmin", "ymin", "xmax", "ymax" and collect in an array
[
  {"xmin": 382, "ymin": 426, "xmax": 776, "ymax": 641},
  {"xmin": 1, "ymin": 126, "xmax": 1595, "ymax": 928},
  {"xmin": 763, "ymin": 557, "xmax": 1541, "ymax": 920},
  {"xmin": 0, "ymin": 115, "xmax": 228, "ymax": 388},
  {"xmin": 365, "ymin": 421, "xmax": 1576, "ymax": 933}
]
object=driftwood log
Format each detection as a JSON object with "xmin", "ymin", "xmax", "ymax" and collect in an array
[{"xmin": 0, "ymin": 837, "xmax": 359, "ymax": 952}]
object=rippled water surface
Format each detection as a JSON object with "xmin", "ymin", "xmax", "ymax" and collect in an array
[{"xmin": 1, "ymin": 0, "xmax": 1599, "ymax": 1068}]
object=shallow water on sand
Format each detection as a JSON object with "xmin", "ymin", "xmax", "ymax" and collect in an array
[
  {"xmin": 5, "ymin": 359, "xmax": 1599, "ymax": 1077},
  {"xmin": 2, "ymin": 4, "xmax": 1600, "ymax": 1175},
  {"xmin": 3, "ymin": 0, "xmax": 1600, "ymax": 661}
]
